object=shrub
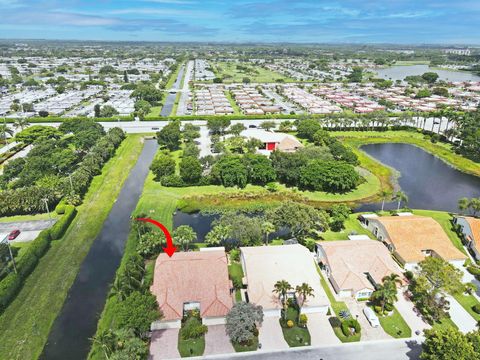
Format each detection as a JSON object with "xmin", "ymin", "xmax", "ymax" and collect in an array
[
  {"xmin": 299, "ymin": 314, "xmax": 308, "ymax": 327},
  {"xmin": 160, "ymin": 174, "xmax": 185, "ymax": 187},
  {"xmin": 55, "ymin": 202, "xmax": 66, "ymax": 214},
  {"xmin": 229, "ymin": 249, "xmax": 240, "ymax": 262},
  {"xmin": 16, "ymin": 250, "xmax": 38, "ymax": 278},
  {"xmin": 328, "ymin": 317, "xmax": 342, "ymax": 328},
  {"xmin": 384, "ymin": 303, "xmax": 394, "ymax": 312},
  {"xmin": 374, "ymin": 305, "xmax": 383, "ymax": 314},
  {"xmin": 467, "ymin": 266, "xmax": 480, "ymax": 276},
  {"xmin": 473, "ymin": 304, "xmax": 480, "ymax": 314},
  {"xmin": 181, "ymin": 316, "xmax": 208, "ymax": 339},
  {"xmin": 0, "ymin": 273, "xmax": 21, "ymax": 312},
  {"xmin": 50, "ymin": 205, "xmax": 77, "ymax": 240},
  {"xmin": 341, "ymin": 319, "xmax": 361, "ymax": 337},
  {"xmin": 265, "ymin": 182, "xmax": 278, "ymax": 192},
  {"xmin": 286, "ymin": 320, "xmax": 294, "ymax": 328},
  {"xmin": 404, "ymin": 270, "xmax": 414, "ymax": 281},
  {"xmin": 28, "ymin": 230, "xmax": 51, "ymax": 258}
]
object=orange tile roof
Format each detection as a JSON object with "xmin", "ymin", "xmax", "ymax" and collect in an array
[
  {"xmin": 150, "ymin": 250, "xmax": 233, "ymax": 321},
  {"xmin": 465, "ymin": 217, "xmax": 480, "ymax": 250},
  {"xmin": 375, "ymin": 216, "xmax": 467, "ymax": 263}
]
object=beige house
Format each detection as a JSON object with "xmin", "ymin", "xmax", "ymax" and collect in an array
[
  {"xmin": 454, "ymin": 216, "xmax": 480, "ymax": 260},
  {"xmin": 316, "ymin": 240, "xmax": 405, "ymax": 299},
  {"xmin": 360, "ymin": 214, "xmax": 467, "ymax": 270},
  {"xmin": 240, "ymin": 244, "xmax": 329, "ymax": 317}
]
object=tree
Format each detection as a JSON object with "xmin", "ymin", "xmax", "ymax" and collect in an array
[
  {"xmin": 299, "ymin": 160, "xmax": 359, "ymax": 193},
  {"xmin": 211, "ymin": 155, "xmax": 248, "ymax": 188},
  {"xmin": 416, "ymin": 89, "xmax": 432, "ymax": 99},
  {"xmin": 261, "ymin": 221, "xmax": 275, "ymax": 245},
  {"xmin": 273, "ymin": 280, "xmax": 293, "ymax": 319},
  {"xmin": 229, "ymin": 123, "xmax": 246, "ymax": 136},
  {"xmin": 172, "ymin": 225, "xmax": 197, "ymax": 251},
  {"xmin": 347, "ymin": 67, "xmax": 363, "ymax": 83},
  {"xmin": 267, "ymin": 201, "xmax": 329, "ymax": 241},
  {"xmin": 15, "ymin": 125, "xmax": 60, "ymax": 144},
  {"xmin": 421, "ymin": 328, "xmax": 476, "ymax": 360},
  {"xmin": 157, "ymin": 121, "xmax": 181, "ymax": 151},
  {"xmin": 296, "ymin": 119, "xmax": 322, "ymax": 140},
  {"xmin": 0, "ymin": 124, "xmax": 13, "ymax": 144},
  {"xmin": 150, "ymin": 153, "xmax": 176, "ymax": 181},
  {"xmin": 380, "ymin": 190, "xmax": 392, "ymax": 212},
  {"xmin": 242, "ymin": 154, "xmax": 276, "ymax": 186},
  {"xmin": 422, "ymin": 72, "xmax": 439, "ymax": 84},
  {"xmin": 328, "ymin": 204, "xmax": 351, "ymax": 231},
  {"xmin": 371, "ymin": 277, "xmax": 398, "ymax": 313},
  {"xmin": 91, "ymin": 330, "xmax": 115, "ymax": 360},
  {"xmin": 419, "ymin": 257, "xmax": 464, "ymax": 294},
  {"xmin": 242, "ymin": 77, "xmax": 251, "ymax": 84},
  {"xmin": 13, "ymin": 118, "xmax": 29, "ymax": 131},
  {"xmin": 99, "ymin": 105, "xmax": 119, "ymax": 118},
  {"xmin": 115, "ymin": 291, "xmax": 161, "ymax": 337},
  {"xmin": 94, "ymin": 104, "xmax": 101, "ymax": 118},
  {"xmin": 137, "ymin": 231, "xmax": 165, "ymax": 258},
  {"xmin": 205, "ymin": 224, "xmax": 231, "ymax": 246},
  {"xmin": 394, "ymin": 191, "xmax": 408, "ymax": 210},
  {"xmin": 312, "ymin": 129, "xmax": 331, "ymax": 146},
  {"xmin": 225, "ymin": 302, "xmax": 264, "ymax": 345},
  {"xmin": 207, "ymin": 118, "xmax": 231, "ymax": 135},
  {"xmin": 134, "ymin": 100, "xmax": 151, "ymax": 115},
  {"xmin": 179, "ymin": 156, "xmax": 202, "ymax": 184},
  {"xmin": 182, "ymin": 123, "xmax": 200, "ymax": 142},
  {"xmin": 295, "ymin": 283, "xmax": 315, "ymax": 309},
  {"xmin": 458, "ymin": 197, "xmax": 470, "ymax": 214},
  {"xmin": 130, "ymin": 84, "xmax": 163, "ymax": 105},
  {"xmin": 123, "ymin": 70, "xmax": 129, "ymax": 83},
  {"xmin": 260, "ymin": 121, "xmax": 276, "ymax": 131},
  {"xmin": 183, "ymin": 142, "xmax": 200, "ymax": 158},
  {"xmin": 212, "ymin": 214, "xmax": 262, "ymax": 247},
  {"xmin": 409, "ymin": 275, "xmax": 450, "ymax": 323}
]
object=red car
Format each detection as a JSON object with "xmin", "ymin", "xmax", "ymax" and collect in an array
[{"xmin": 8, "ymin": 230, "xmax": 20, "ymax": 240}]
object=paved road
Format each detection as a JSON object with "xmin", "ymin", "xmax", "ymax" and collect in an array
[
  {"xmin": 199, "ymin": 338, "xmax": 422, "ymax": 360},
  {"xmin": 177, "ymin": 60, "xmax": 194, "ymax": 116}
]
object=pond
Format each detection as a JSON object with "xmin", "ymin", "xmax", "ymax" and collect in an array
[
  {"xmin": 357, "ymin": 143, "xmax": 480, "ymax": 213},
  {"xmin": 375, "ymin": 64, "xmax": 480, "ymax": 82}
]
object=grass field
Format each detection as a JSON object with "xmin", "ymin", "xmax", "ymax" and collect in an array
[
  {"xmin": 210, "ymin": 61, "xmax": 294, "ymax": 83},
  {"xmin": 377, "ymin": 307, "xmax": 412, "ymax": 338},
  {"xmin": 321, "ymin": 213, "xmax": 373, "ymax": 241},
  {"xmin": 452, "ymin": 292, "xmax": 480, "ymax": 322},
  {"xmin": 281, "ymin": 307, "xmax": 311, "ymax": 347},
  {"xmin": 225, "ymin": 91, "xmax": 242, "ymax": 115},
  {"xmin": 0, "ymin": 135, "xmax": 144, "ymax": 360}
]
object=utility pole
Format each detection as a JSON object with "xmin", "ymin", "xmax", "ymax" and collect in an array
[
  {"xmin": 42, "ymin": 198, "xmax": 51, "ymax": 220},
  {"xmin": 1, "ymin": 235, "xmax": 17, "ymax": 274}
]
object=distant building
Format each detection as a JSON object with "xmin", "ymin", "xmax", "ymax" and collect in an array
[
  {"xmin": 240, "ymin": 129, "xmax": 303, "ymax": 154},
  {"xmin": 444, "ymin": 48, "xmax": 471, "ymax": 56}
]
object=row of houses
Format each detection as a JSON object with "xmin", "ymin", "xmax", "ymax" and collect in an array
[
  {"xmin": 281, "ymin": 85, "xmax": 342, "ymax": 114},
  {"xmin": 230, "ymin": 86, "xmax": 283, "ymax": 115},
  {"xmin": 194, "ymin": 86, "xmax": 234, "ymax": 115}
]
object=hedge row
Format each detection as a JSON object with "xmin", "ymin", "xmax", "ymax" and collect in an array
[
  {"xmin": 0, "ymin": 128, "xmax": 125, "ymax": 217},
  {"xmin": 0, "ymin": 207, "xmax": 77, "ymax": 312},
  {"xmin": 5, "ymin": 116, "xmax": 133, "ymax": 123}
]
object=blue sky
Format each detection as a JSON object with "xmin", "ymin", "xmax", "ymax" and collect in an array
[{"xmin": 0, "ymin": 0, "xmax": 479, "ymax": 44}]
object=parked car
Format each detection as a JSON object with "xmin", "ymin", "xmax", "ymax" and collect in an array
[
  {"xmin": 363, "ymin": 307, "xmax": 380, "ymax": 327},
  {"xmin": 8, "ymin": 229, "xmax": 21, "ymax": 241},
  {"xmin": 248, "ymin": 125, "xmax": 257, "ymax": 128}
]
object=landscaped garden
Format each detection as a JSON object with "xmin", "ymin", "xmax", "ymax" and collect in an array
[
  {"xmin": 178, "ymin": 310, "xmax": 207, "ymax": 357},
  {"xmin": 225, "ymin": 302, "xmax": 263, "ymax": 352},
  {"xmin": 280, "ymin": 305, "xmax": 311, "ymax": 347}
]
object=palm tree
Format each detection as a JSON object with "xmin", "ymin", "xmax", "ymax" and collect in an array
[
  {"xmin": 205, "ymin": 224, "xmax": 230, "ymax": 246},
  {"xmin": 0, "ymin": 123, "xmax": 13, "ymax": 145},
  {"xmin": 13, "ymin": 117, "xmax": 29, "ymax": 131},
  {"xmin": 371, "ymin": 282, "xmax": 398, "ymax": 313},
  {"xmin": 470, "ymin": 198, "xmax": 480, "ymax": 217},
  {"xmin": 90, "ymin": 330, "xmax": 115, "ymax": 359},
  {"xmin": 380, "ymin": 190, "xmax": 391, "ymax": 212},
  {"xmin": 273, "ymin": 280, "xmax": 293, "ymax": 319},
  {"xmin": 172, "ymin": 225, "xmax": 197, "ymax": 251},
  {"xmin": 261, "ymin": 221, "xmax": 276, "ymax": 245},
  {"xmin": 394, "ymin": 191, "xmax": 408, "ymax": 211},
  {"xmin": 458, "ymin": 197, "xmax": 470, "ymax": 215},
  {"xmin": 295, "ymin": 283, "xmax": 315, "ymax": 309},
  {"xmin": 382, "ymin": 273, "xmax": 402, "ymax": 287}
]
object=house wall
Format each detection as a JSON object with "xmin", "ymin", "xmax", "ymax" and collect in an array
[
  {"xmin": 355, "ymin": 288, "xmax": 374, "ymax": 300},
  {"xmin": 266, "ymin": 142, "xmax": 276, "ymax": 151},
  {"xmin": 455, "ymin": 217, "xmax": 479, "ymax": 260}
]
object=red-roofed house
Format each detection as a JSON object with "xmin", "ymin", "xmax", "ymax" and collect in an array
[{"xmin": 150, "ymin": 249, "xmax": 233, "ymax": 329}]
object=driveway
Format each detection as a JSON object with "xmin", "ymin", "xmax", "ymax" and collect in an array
[
  {"xmin": 149, "ymin": 329, "xmax": 180, "ymax": 359},
  {"xmin": 258, "ymin": 316, "xmax": 288, "ymax": 351},
  {"xmin": 204, "ymin": 324, "xmax": 234, "ymax": 356},
  {"xmin": 395, "ymin": 292, "xmax": 430, "ymax": 336},
  {"xmin": 307, "ymin": 313, "xmax": 340, "ymax": 346},
  {"xmin": 446, "ymin": 295, "xmax": 477, "ymax": 333},
  {"xmin": 345, "ymin": 299, "xmax": 391, "ymax": 341}
]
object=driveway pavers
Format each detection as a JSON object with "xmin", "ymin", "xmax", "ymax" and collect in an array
[
  {"xmin": 258, "ymin": 316, "xmax": 288, "ymax": 351},
  {"xmin": 446, "ymin": 295, "xmax": 477, "ymax": 333},
  {"xmin": 149, "ymin": 329, "xmax": 180, "ymax": 359},
  {"xmin": 307, "ymin": 313, "xmax": 340, "ymax": 346},
  {"xmin": 345, "ymin": 299, "xmax": 391, "ymax": 341},
  {"xmin": 204, "ymin": 324, "xmax": 234, "ymax": 356},
  {"xmin": 395, "ymin": 292, "xmax": 430, "ymax": 336}
]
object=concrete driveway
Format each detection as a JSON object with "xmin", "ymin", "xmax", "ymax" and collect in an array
[
  {"xmin": 446, "ymin": 295, "xmax": 477, "ymax": 333},
  {"xmin": 258, "ymin": 316, "xmax": 288, "ymax": 351},
  {"xmin": 0, "ymin": 219, "xmax": 57, "ymax": 243},
  {"xmin": 204, "ymin": 325, "xmax": 234, "ymax": 356},
  {"xmin": 345, "ymin": 299, "xmax": 391, "ymax": 341},
  {"xmin": 308, "ymin": 313, "xmax": 340, "ymax": 346},
  {"xmin": 149, "ymin": 329, "xmax": 180, "ymax": 359},
  {"xmin": 395, "ymin": 292, "xmax": 430, "ymax": 336}
]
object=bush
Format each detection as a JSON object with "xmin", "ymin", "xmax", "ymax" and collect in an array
[
  {"xmin": 55, "ymin": 202, "xmax": 66, "ymax": 214},
  {"xmin": 181, "ymin": 316, "xmax": 208, "ymax": 340},
  {"xmin": 328, "ymin": 317, "xmax": 342, "ymax": 328},
  {"xmin": 28, "ymin": 230, "xmax": 51, "ymax": 258},
  {"xmin": 0, "ymin": 273, "xmax": 21, "ymax": 312},
  {"xmin": 286, "ymin": 320, "xmax": 294, "ymax": 328},
  {"xmin": 160, "ymin": 174, "xmax": 185, "ymax": 187},
  {"xmin": 467, "ymin": 266, "xmax": 480, "ymax": 276},
  {"xmin": 50, "ymin": 205, "xmax": 77, "ymax": 240},
  {"xmin": 299, "ymin": 313, "xmax": 308, "ymax": 327},
  {"xmin": 16, "ymin": 250, "xmax": 38, "ymax": 278},
  {"xmin": 374, "ymin": 305, "xmax": 383, "ymax": 314},
  {"xmin": 384, "ymin": 303, "xmax": 394, "ymax": 312},
  {"xmin": 341, "ymin": 319, "xmax": 361, "ymax": 337},
  {"xmin": 473, "ymin": 304, "xmax": 480, "ymax": 314},
  {"xmin": 404, "ymin": 270, "xmax": 414, "ymax": 281},
  {"xmin": 230, "ymin": 249, "xmax": 240, "ymax": 262}
]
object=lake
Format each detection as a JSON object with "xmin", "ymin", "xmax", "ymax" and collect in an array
[
  {"xmin": 375, "ymin": 64, "xmax": 480, "ymax": 82},
  {"xmin": 357, "ymin": 143, "xmax": 480, "ymax": 213}
]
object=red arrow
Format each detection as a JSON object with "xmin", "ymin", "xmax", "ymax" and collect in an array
[{"xmin": 136, "ymin": 218, "xmax": 177, "ymax": 257}]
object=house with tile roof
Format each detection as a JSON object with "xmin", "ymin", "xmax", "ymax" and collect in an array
[
  {"xmin": 315, "ymin": 240, "xmax": 405, "ymax": 299},
  {"xmin": 150, "ymin": 249, "xmax": 233, "ymax": 329},
  {"xmin": 240, "ymin": 129, "xmax": 303, "ymax": 153},
  {"xmin": 359, "ymin": 214, "xmax": 467, "ymax": 271},
  {"xmin": 240, "ymin": 244, "xmax": 329, "ymax": 317},
  {"xmin": 454, "ymin": 216, "xmax": 480, "ymax": 260}
]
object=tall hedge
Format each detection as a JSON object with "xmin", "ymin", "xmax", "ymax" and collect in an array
[{"xmin": 50, "ymin": 205, "xmax": 77, "ymax": 240}]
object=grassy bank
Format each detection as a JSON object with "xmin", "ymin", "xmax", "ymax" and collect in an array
[
  {"xmin": 377, "ymin": 307, "xmax": 412, "ymax": 338},
  {"xmin": 0, "ymin": 135, "xmax": 145, "ymax": 360}
]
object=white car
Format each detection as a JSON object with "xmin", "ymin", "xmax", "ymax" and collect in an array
[{"xmin": 363, "ymin": 307, "xmax": 380, "ymax": 328}]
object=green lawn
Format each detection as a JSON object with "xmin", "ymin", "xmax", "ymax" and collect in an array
[
  {"xmin": 431, "ymin": 317, "xmax": 457, "ymax": 331},
  {"xmin": 171, "ymin": 91, "xmax": 181, "ymax": 116},
  {"xmin": 280, "ymin": 307, "xmax": 311, "ymax": 347},
  {"xmin": 228, "ymin": 262, "xmax": 244, "ymax": 284},
  {"xmin": 178, "ymin": 333, "xmax": 205, "ymax": 358},
  {"xmin": 321, "ymin": 213, "xmax": 373, "ymax": 241},
  {"xmin": 452, "ymin": 292, "xmax": 480, "ymax": 322},
  {"xmin": 232, "ymin": 337, "xmax": 258, "ymax": 352},
  {"xmin": 146, "ymin": 105, "xmax": 162, "ymax": 118},
  {"xmin": 225, "ymin": 91, "xmax": 242, "ymax": 115},
  {"xmin": 210, "ymin": 61, "xmax": 294, "ymax": 84},
  {"xmin": 376, "ymin": 307, "xmax": 412, "ymax": 338},
  {"xmin": 0, "ymin": 135, "xmax": 145, "ymax": 360},
  {"xmin": 0, "ymin": 212, "xmax": 60, "ymax": 223}
]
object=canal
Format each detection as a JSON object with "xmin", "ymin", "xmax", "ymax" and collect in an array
[
  {"xmin": 357, "ymin": 143, "xmax": 480, "ymax": 213},
  {"xmin": 375, "ymin": 64, "xmax": 480, "ymax": 82},
  {"xmin": 160, "ymin": 65, "xmax": 185, "ymax": 117},
  {"xmin": 41, "ymin": 140, "xmax": 158, "ymax": 360}
]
